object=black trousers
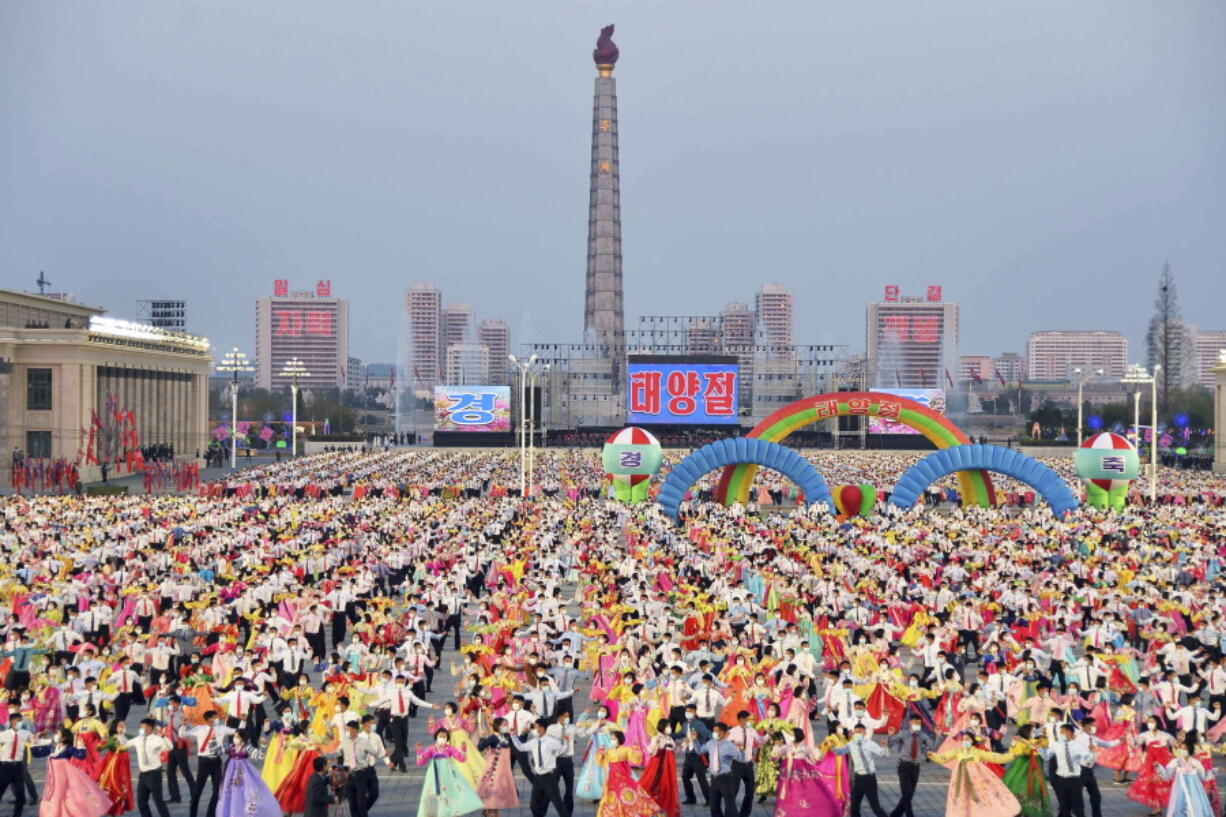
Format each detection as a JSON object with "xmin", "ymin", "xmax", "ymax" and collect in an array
[
  {"xmin": 112, "ymin": 693, "xmax": 134, "ymax": 725},
  {"xmin": 681, "ymin": 753, "xmax": 709, "ymax": 803},
  {"xmin": 189, "ymin": 756, "xmax": 222, "ymax": 817},
  {"xmin": 1080, "ymin": 768, "xmax": 1102, "ymax": 817},
  {"xmin": 445, "ymin": 613, "xmax": 462, "ymax": 650},
  {"xmin": 730, "ymin": 760, "xmax": 754, "ymax": 817},
  {"xmin": 512, "ymin": 745, "xmax": 537, "ymax": 784},
  {"xmin": 166, "ymin": 745, "xmax": 194, "ymax": 801},
  {"xmin": 20, "ymin": 762, "xmax": 35, "ymax": 801},
  {"xmin": 556, "ymin": 756, "xmax": 575, "ymax": 813},
  {"xmin": 528, "ymin": 769, "xmax": 569, "ymax": 817},
  {"xmin": 306, "ymin": 631, "xmax": 326, "ymax": 660},
  {"xmin": 355, "ymin": 766, "xmax": 378, "ymax": 811},
  {"xmin": 957, "ymin": 629, "xmax": 980, "ymax": 657},
  {"xmin": 1053, "ymin": 775, "xmax": 1086, "ymax": 817},
  {"xmin": 136, "ymin": 768, "xmax": 171, "ymax": 817},
  {"xmin": 409, "ymin": 680, "xmax": 427, "ymax": 716},
  {"xmin": 0, "ymin": 761, "xmax": 26, "ymax": 817},
  {"xmin": 708, "ymin": 773, "xmax": 739, "ymax": 817},
  {"xmin": 890, "ymin": 762, "xmax": 920, "ymax": 817},
  {"xmin": 389, "ymin": 715, "xmax": 409, "ymax": 770},
  {"xmin": 850, "ymin": 772, "xmax": 889, "ymax": 817},
  {"xmin": 667, "ymin": 706, "xmax": 687, "ymax": 733},
  {"xmin": 345, "ymin": 774, "xmax": 369, "ymax": 817}
]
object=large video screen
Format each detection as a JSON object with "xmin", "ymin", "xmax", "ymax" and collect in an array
[
  {"xmin": 433, "ymin": 386, "xmax": 512, "ymax": 432},
  {"xmin": 627, "ymin": 356, "xmax": 739, "ymax": 425},
  {"xmin": 866, "ymin": 388, "xmax": 945, "ymax": 434}
]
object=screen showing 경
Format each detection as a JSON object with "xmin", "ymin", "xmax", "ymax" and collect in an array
[{"xmin": 433, "ymin": 386, "xmax": 511, "ymax": 432}]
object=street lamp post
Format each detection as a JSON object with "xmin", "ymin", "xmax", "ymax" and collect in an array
[
  {"xmin": 280, "ymin": 357, "xmax": 310, "ymax": 457},
  {"xmin": 1150, "ymin": 364, "xmax": 1161, "ymax": 502},
  {"xmin": 1073, "ymin": 367, "xmax": 1103, "ymax": 446},
  {"xmin": 527, "ymin": 363, "xmax": 550, "ymax": 485},
  {"xmin": 509, "ymin": 354, "xmax": 546, "ymax": 498},
  {"xmin": 216, "ymin": 347, "xmax": 254, "ymax": 470},
  {"xmin": 1122, "ymin": 363, "xmax": 1160, "ymax": 503}
]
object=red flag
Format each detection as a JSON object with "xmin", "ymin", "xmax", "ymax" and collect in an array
[
  {"xmin": 994, "ymin": 368, "xmax": 1007, "ymax": 386},
  {"xmin": 944, "ymin": 369, "xmax": 954, "ymax": 387},
  {"xmin": 971, "ymin": 372, "xmax": 982, "ymax": 383}
]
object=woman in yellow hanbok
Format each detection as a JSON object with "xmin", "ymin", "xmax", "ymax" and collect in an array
[
  {"xmin": 260, "ymin": 705, "xmax": 301, "ymax": 791},
  {"xmin": 899, "ymin": 609, "xmax": 937, "ymax": 648},
  {"xmin": 307, "ymin": 683, "xmax": 341, "ymax": 746},
  {"xmin": 429, "ymin": 704, "xmax": 487, "ymax": 789}
]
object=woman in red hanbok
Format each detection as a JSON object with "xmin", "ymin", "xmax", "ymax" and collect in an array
[
  {"xmin": 638, "ymin": 724, "xmax": 679, "ymax": 817},
  {"xmin": 594, "ymin": 732, "xmax": 665, "ymax": 817},
  {"xmin": 1126, "ymin": 721, "xmax": 1175, "ymax": 814},
  {"xmin": 96, "ymin": 723, "xmax": 134, "ymax": 817}
]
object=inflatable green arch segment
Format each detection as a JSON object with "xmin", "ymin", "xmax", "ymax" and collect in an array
[{"xmin": 714, "ymin": 391, "xmax": 997, "ymax": 507}]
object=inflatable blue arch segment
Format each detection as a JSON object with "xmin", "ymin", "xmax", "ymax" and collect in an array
[
  {"xmin": 888, "ymin": 444, "xmax": 1079, "ymax": 518},
  {"xmin": 658, "ymin": 438, "xmax": 832, "ymax": 523}
]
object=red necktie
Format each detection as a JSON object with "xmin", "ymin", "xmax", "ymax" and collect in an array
[
  {"xmin": 910, "ymin": 734, "xmax": 918, "ymax": 760},
  {"xmin": 9, "ymin": 733, "xmax": 17, "ymax": 760}
]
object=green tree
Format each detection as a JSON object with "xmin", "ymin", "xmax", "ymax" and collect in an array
[{"xmin": 1145, "ymin": 261, "xmax": 1188, "ymax": 416}]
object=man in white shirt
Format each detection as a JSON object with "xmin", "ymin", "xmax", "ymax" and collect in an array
[
  {"xmin": 832, "ymin": 724, "xmax": 889, "ymax": 817},
  {"xmin": 0, "ymin": 713, "xmax": 34, "ymax": 817},
  {"xmin": 510, "ymin": 719, "xmax": 569, "ymax": 817},
  {"xmin": 337, "ymin": 722, "xmax": 378, "ymax": 817},
  {"xmin": 375, "ymin": 674, "xmax": 434, "ymax": 771},
  {"xmin": 131, "ymin": 718, "xmax": 174, "ymax": 817},
  {"xmin": 726, "ymin": 711, "xmax": 760, "ymax": 817},
  {"xmin": 187, "ymin": 712, "xmax": 234, "ymax": 817},
  {"xmin": 162, "ymin": 695, "xmax": 194, "ymax": 803},
  {"xmin": 693, "ymin": 675, "xmax": 727, "ymax": 729},
  {"xmin": 356, "ymin": 716, "xmax": 387, "ymax": 811}
]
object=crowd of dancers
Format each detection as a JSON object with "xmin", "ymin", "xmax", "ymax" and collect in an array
[{"xmin": 0, "ymin": 448, "xmax": 1223, "ymax": 817}]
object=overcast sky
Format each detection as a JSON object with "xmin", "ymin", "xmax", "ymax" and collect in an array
[{"xmin": 3, "ymin": 1, "xmax": 1223, "ymax": 366}]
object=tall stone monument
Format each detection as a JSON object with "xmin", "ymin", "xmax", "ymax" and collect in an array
[{"xmin": 584, "ymin": 25, "xmax": 625, "ymax": 350}]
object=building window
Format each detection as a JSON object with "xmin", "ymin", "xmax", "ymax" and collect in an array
[
  {"xmin": 27, "ymin": 368, "xmax": 52, "ymax": 410},
  {"xmin": 26, "ymin": 431, "xmax": 51, "ymax": 459}
]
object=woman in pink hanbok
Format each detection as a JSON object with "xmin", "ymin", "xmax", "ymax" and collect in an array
[
  {"xmin": 772, "ymin": 729, "xmax": 839, "ymax": 817},
  {"xmin": 620, "ymin": 687, "xmax": 651, "ymax": 763},
  {"xmin": 780, "ymin": 685, "xmax": 814, "ymax": 747},
  {"xmin": 38, "ymin": 729, "xmax": 113, "ymax": 817},
  {"xmin": 813, "ymin": 728, "xmax": 851, "ymax": 811},
  {"xmin": 929, "ymin": 734, "xmax": 1020, "ymax": 817}
]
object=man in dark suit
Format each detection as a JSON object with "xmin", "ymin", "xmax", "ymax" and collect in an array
[{"xmin": 304, "ymin": 757, "xmax": 335, "ymax": 817}]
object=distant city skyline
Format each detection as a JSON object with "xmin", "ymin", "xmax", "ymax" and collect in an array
[{"xmin": 3, "ymin": 3, "xmax": 1223, "ymax": 369}]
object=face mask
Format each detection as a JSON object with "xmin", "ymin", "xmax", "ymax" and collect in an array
[
  {"xmin": 1087, "ymin": 727, "xmax": 1096, "ymax": 735},
  {"xmin": 853, "ymin": 734, "xmax": 864, "ymax": 743},
  {"xmin": 1147, "ymin": 723, "xmax": 1157, "ymax": 730},
  {"xmin": 910, "ymin": 725, "xmax": 921, "ymax": 733},
  {"xmin": 1175, "ymin": 750, "xmax": 1188, "ymax": 758},
  {"xmin": 685, "ymin": 713, "xmax": 695, "ymax": 721},
  {"xmin": 784, "ymin": 733, "xmax": 795, "ymax": 744},
  {"xmin": 435, "ymin": 737, "xmax": 447, "ymax": 746},
  {"xmin": 970, "ymin": 721, "xmax": 981, "ymax": 728},
  {"xmin": 908, "ymin": 680, "xmax": 918, "ymax": 687},
  {"xmin": 499, "ymin": 726, "xmax": 509, "ymax": 734},
  {"xmin": 1047, "ymin": 716, "xmax": 1057, "ymax": 723},
  {"xmin": 511, "ymin": 704, "xmax": 521, "ymax": 711},
  {"xmin": 962, "ymin": 740, "xmax": 973, "ymax": 749}
]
